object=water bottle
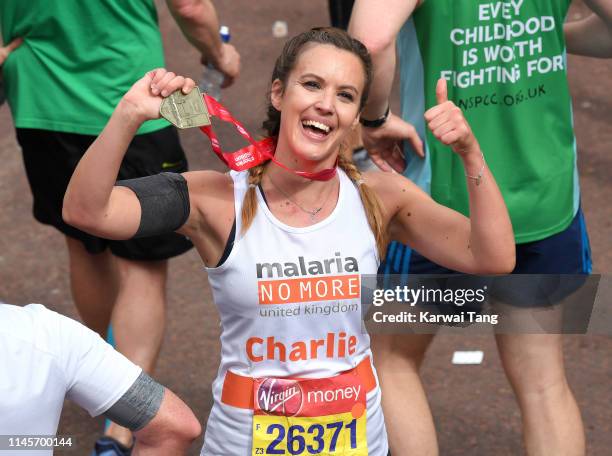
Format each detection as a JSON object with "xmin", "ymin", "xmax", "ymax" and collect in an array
[{"xmin": 199, "ymin": 25, "xmax": 230, "ymax": 101}]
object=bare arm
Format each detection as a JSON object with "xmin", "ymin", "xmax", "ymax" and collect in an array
[
  {"xmin": 377, "ymin": 80, "xmax": 515, "ymax": 274},
  {"xmin": 63, "ymin": 68, "xmax": 233, "ymax": 264},
  {"xmin": 178, "ymin": 170, "xmax": 235, "ymax": 266},
  {"xmin": 132, "ymin": 389, "xmax": 201, "ymax": 455},
  {"xmin": 63, "ymin": 311, "xmax": 201, "ymax": 455},
  {"xmin": 583, "ymin": 0, "xmax": 612, "ymax": 24},
  {"xmin": 349, "ymin": 0, "xmax": 423, "ymax": 172},
  {"xmin": 0, "ymin": 37, "xmax": 22, "ymax": 66},
  {"xmin": 62, "ymin": 101, "xmax": 143, "ymax": 239},
  {"xmin": 565, "ymin": 14, "xmax": 612, "ymax": 58},
  {"xmin": 63, "ymin": 70, "xmax": 196, "ymax": 239},
  {"xmin": 349, "ymin": 0, "xmax": 417, "ymax": 120},
  {"xmin": 0, "ymin": 37, "xmax": 22, "ymax": 85},
  {"xmin": 166, "ymin": 0, "xmax": 240, "ymax": 86}
]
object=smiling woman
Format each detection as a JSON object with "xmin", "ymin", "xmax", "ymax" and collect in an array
[
  {"xmin": 62, "ymin": 27, "xmax": 514, "ymax": 455},
  {"xmin": 272, "ymin": 41, "xmax": 365, "ymax": 160}
]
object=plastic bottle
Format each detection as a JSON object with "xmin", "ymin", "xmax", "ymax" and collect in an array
[{"xmin": 199, "ymin": 25, "xmax": 230, "ymax": 101}]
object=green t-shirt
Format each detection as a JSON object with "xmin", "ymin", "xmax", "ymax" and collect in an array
[
  {"xmin": 398, "ymin": 0, "xmax": 578, "ymax": 243},
  {"xmin": 1, "ymin": 0, "xmax": 169, "ymax": 135}
]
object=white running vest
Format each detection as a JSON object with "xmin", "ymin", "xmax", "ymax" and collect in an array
[{"xmin": 201, "ymin": 169, "xmax": 388, "ymax": 455}]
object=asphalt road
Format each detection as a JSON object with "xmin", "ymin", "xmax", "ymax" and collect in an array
[{"xmin": 0, "ymin": 1, "xmax": 610, "ymax": 455}]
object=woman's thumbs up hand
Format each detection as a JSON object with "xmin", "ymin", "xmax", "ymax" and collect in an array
[{"xmin": 424, "ymin": 78, "xmax": 478, "ymax": 158}]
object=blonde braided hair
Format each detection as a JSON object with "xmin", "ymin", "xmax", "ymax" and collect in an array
[
  {"xmin": 337, "ymin": 154, "xmax": 387, "ymax": 260},
  {"xmin": 240, "ymin": 163, "xmax": 267, "ymax": 234}
]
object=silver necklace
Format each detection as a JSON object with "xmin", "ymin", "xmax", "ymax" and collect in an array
[{"xmin": 267, "ymin": 175, "xmax": 335, "ymax": 221}]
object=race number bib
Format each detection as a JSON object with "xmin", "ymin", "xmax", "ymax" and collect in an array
[{"xmin": 252, "ymin": 373, "xmax": 367, "ymax": 455}]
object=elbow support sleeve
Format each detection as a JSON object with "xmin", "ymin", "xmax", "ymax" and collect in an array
[{"xmin": 116, "ymin": 172, "xmax": 190, "ymax": 238}]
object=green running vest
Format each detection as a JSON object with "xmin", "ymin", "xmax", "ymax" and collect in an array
[{"xmin": 398, "ymin": 0, "xmax": 578, "ymax": 243}]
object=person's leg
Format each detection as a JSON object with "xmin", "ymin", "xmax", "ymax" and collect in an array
[
  {"xmin": 17, "ymin": 129, "xmax": 117, "ymax": 337},
  {"xmin": 374, "ymin": 244, "xmax": 446, "ymax": 455},
  {"xmin": 65, "ymin": 236, "xmax": 117, "ymax": 338},
  {"xmin": 493, "ymin": 209, "xmax": 589, "ymax": 455},
  {"xmin": 16, "ymin": 128, "xmax": 186, "ymax": 450},
  {"xmin": 105, "ymin": 125, "xmax": 190, "ymax": 375},
  {"xmin": 98, "ymin": 127, "xmax": 191, "ymax": 448},
  {"xmin": 112, "ymin": 257, "xmax": 168, "ymax": 371},
  {"xmin": 105, "ymin": 257, "xmax": 169, "ymax": 446},
  {"xmin": 372, "ymin": 333, "xmax": 438, "ymax": 455},
  {"xmin": 496, "ymin": 333, "xmax": 585, "ymax": 456}
]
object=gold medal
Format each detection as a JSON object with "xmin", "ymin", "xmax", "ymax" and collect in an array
[{"xmin": 159, "ymin": 87, "xmax": 211, "ymax": 129}]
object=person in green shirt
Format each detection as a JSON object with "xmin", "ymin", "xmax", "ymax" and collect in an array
[
  {"xmin": 0, "ymin": 1, "xmax": 239, "ymax": 454},
  {"xmin": 350, "ymin": 0, "xmax": 611, "ymax": 455}
]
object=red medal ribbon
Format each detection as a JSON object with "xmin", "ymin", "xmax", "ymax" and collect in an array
[{"xmin": 200, "ymin": 94, "xmax": 337, "ymax": 181}]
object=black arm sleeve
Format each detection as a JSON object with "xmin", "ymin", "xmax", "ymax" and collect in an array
[{"xmin": 116, "ymin": 172, "xmax": 190, "ymax": 238}]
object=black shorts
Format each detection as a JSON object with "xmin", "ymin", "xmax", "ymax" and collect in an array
[
  {"xmin": 16, "ymin": 127, "xmax": 193, "ymax": 261},
  {"xmin": 328, "ymin": 0, "xmax": 355, "ymax": 29}
]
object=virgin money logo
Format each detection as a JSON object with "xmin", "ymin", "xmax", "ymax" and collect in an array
[{"xmin": 256, "ymin": 378, "xmax": 303, "ymax": 416}]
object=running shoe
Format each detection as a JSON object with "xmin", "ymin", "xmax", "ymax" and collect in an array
[{"xmin": 90, "ymin": 436, "xmax": 132, "ymax": 456}]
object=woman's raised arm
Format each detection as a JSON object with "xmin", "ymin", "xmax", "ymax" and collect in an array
[
  {"xmin": 63, "ymin": 69, "xmax": 197, "ymax": 240},
  {"xmin": 375, "ymin": 79, "xmax": 515, "ymax": 274}
]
